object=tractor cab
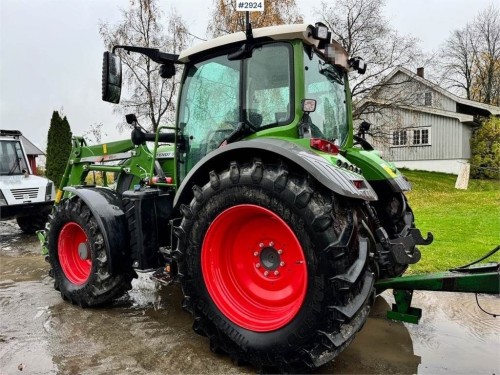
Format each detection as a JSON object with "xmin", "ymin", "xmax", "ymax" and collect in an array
[{"xmin": 103, "ymin": 23, "xmax": 366, "ymax": 183}]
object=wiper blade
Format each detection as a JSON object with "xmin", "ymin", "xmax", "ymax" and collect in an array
[{"xmin": 8, "ymin": 157, "xmax": 21, "ymax": 175}]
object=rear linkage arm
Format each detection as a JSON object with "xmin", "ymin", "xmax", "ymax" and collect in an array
[{"xmin": 362, "ymin": 202, "xmax": 433, "ymax": 267}]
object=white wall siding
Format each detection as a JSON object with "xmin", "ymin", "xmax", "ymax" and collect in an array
[
  {"xmin": 462, "ymin": 126, "xmax": 473, "ymax": 159},
  {"xmin": 393, "ymin": 159, "xmax": 468, "ymax": 175},
  {"xmin": 383, "ymin": 72, "xmax": 456, "ymax": 111},
  {"xmin": 366, "ymin": 108, "xmax": 471, "ymax": 162}
]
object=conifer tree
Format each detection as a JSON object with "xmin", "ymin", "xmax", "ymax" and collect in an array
[{"xmin": 46, "ymin": 111, "xmax": 72, "ymax": 187}]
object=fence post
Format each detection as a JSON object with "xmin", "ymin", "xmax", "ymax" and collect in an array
[{"xmin": 455, "ymin": 163, "xmax": 470, "ymax": 190}]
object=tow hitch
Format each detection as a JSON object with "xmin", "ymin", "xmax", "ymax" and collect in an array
[{"xmin": 375, "ymin": 246, "xmax": 500, "ymax": 324}]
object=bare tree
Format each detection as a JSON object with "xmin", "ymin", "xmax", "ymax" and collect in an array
[
  {"xmin": 83, "ymin": 122, "xmax": 106, "ymax": 145},
  {"xmin": 472, "ymin": 4, "xmax": 500, "ymax": 105},
  {"xmin": 99, "ymin": 0, "xmax": 190, "ymax": 131},
  {"xmin": 318, "ymin": 0, "xmax": 424, "ymax": 109},
  {"xmin": 440, "ymin": 26, "xmax": 477, "ymax": 100},
  {"xmin": 207, "ymin": 0, "xmax": 303, "ymax": 38},
  {"xmin": 441, "ymin": 4, "xmax": 500, "ymax": 105}
]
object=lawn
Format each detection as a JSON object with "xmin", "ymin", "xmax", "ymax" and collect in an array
[{"xmin": 401, "ymin": 169, "xmax": 500, "ymax": 273}]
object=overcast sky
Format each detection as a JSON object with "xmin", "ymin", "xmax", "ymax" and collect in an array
[{"xmin": 0, "ymin": 0, "xmax": 494, "ymax": 150}]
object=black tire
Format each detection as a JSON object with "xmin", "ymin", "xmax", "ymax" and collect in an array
[
  {"xmin": 175, "ymin": 159, "xmax": 375, "ymax": 372},
  {"xmin": 16, "ymin": 211, "xmax": 48, "ymax": 234},
  {"xmin": 373, "ymin": 193, "xmax": 417, "ymax": 278},
  {"xmin": 47, "ymin": 197, "xmax": 133, "ymax": 307}
]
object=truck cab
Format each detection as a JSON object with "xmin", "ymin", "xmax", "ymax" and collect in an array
[{"xmin": 0, "ymin": 130, "xmax": 55, "ymax": 233}]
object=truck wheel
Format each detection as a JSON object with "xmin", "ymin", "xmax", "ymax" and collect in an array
[
  {"xmin": 47, "ymin": 197, "xmax": 133, "ymax": 307},
  {"xmin": 175, "ymin": 160, "xmax": 375, "ymax": 371},
  {"xmin": 16, "ymin": 212, "xmax": 48, "ymax": 234}
]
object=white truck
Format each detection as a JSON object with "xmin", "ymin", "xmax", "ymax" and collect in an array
[{"xmin": 0, "ymin": 130, "xmax": 55, "ymax": 233}]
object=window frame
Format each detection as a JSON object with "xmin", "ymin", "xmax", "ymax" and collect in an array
[
  {"xmin": 411, "ymin": 127, "xmax": 431, "ymax": 146},
  {"xmin": 391, "ymin": 130, "xmax": 408, "ymax": 147},
  {"xmin": 390, "ymin": 127, "xmax": 431, "ymax": 147},
  {"xmin": 424, "ymin": 91, "xmax": 432, "ymax": 106},
  {"xmin": 243, "ymin": 42, "xmax": 295, "ymax": 129},
  {"xmin": 303, "ymin": 47, "xmax": 348, "ymax": 145}
]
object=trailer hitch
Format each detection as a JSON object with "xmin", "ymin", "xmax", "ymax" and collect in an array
[
  {"xmin": 376, "ymin": 246, "xmax": 500, "ymax": 324},
  {"xmin": 384, "ymin": 229, "xmax": 433, "ymax": 265},
  {"xmin": 363, "ymin": 202, "xmax": 433, "ymax": 267}
]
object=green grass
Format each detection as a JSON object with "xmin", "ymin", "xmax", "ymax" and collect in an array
[{"xmin": 400, "ymin": 169, "xmax": 500, "ymax": 273}]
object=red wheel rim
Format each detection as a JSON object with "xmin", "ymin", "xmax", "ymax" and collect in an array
[
  {"xmin": 202, "ymin": 204, "xmax": 308, "ymax": 332},
  {"xmin": 58, "ymin": 222, "xmax": 91, "ymax": 285}
]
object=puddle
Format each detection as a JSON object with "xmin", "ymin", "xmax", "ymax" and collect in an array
[
  {"xmin": 1, "ymin": 221, "xmax": 498, "ymax": 374},
  {"xmin": 402, "ymin": 291, "xmax": 499, "ymax": 375}
]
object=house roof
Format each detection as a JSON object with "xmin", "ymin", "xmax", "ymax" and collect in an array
[
  {"xmin": 359, "ymin": 66, "xmax": 500, "ymax": 117},
  {"xmin": 20, "ymin": 135, "xmax": 45, "ymax": 156},
  {"xmin": 363, "ymin": 98, "xmax": 475, "ymax": 123}
]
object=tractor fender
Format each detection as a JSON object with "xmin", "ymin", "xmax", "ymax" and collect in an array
[
  {"xmin": 174, "ymin": 138, "xmax": 378, "ymax": 208},
  {"xmin": 63, "ymin": 186, "xmax": 129, "ymax": 275}
]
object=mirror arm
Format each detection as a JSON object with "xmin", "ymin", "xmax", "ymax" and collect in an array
[{"xmin": 112, "ymin": 45, "xmax": 181, "ymax": 65}]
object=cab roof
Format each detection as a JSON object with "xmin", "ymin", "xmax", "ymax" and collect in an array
[{"xmin": 178, "ymin": 24, "xmax": 319, "ymax": 63}]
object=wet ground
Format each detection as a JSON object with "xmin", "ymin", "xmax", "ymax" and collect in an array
[{"xmin": 1, "ymin": 219, "xmax": 499, "ymax": 374}]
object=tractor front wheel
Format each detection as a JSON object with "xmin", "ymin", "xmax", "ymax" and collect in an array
[
  {"xmin": 175, "ymin": 160, "xmax": 374, "ymax": 371},
  {"xmin": 47, "ymin": 197, "xmax": 133, "ymax": 307}
]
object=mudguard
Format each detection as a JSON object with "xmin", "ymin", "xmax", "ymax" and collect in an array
[
  {"xmin": 63, "ymin": 186, "xmax": 129, "ymax": 274},
  {"xmin": 174, "ymin": 138, "xmax": 378, "ymax": 207},
  {"xmin": 344, "ymin": 148, "xmax": 412, "ymax": 195}
]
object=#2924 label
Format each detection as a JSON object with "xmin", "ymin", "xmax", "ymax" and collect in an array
[{"xmin": 236, "ymin": 0, "xmax": 265, "ymax": 12}]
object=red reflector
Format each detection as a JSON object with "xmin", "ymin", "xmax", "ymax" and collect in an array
[
  {"xmin": 353, "ymin": 180, "xmax": 364, "ymax": 189},
  {"xmin": 152, "ymin": 176, "xmax": 174, "ymax": 184},
  {"xmin": 310, "ymin": 138, "xmax": 339, "ymax": 155}
]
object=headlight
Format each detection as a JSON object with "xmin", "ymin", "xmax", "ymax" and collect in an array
[
  {"xmin": 45, "ymin": 182, "xmax": 53, "ymax": 201},
  {"xmin": 313, "ymin": 22, "xmax": 329, "ymax": 40}
]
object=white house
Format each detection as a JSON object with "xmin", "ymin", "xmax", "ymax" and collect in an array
[{"xmin": 357, "ymin": 67, "xmax": 500, "ymax": 174}]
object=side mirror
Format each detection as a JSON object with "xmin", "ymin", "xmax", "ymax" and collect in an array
[{"xmin": 102, "ymin": 51, "xmax": 122, "ymax": 103}]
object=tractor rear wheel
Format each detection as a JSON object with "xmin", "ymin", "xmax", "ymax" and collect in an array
[
  {"xmin": 175, "ymin": 160, "xmax": 375, "ymax": 371},
  {"xmin": 47, "ymin": 197, "xmax": 133, "ymax": 307}
]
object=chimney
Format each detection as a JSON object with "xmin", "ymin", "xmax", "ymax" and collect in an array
[{"xmin": 417, "ymin": 67, "xmax": 424, "ymax": 78}]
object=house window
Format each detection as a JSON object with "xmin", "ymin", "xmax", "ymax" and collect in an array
[
  {"xmin": 392, "ymin": 130, "xmax": 407, "ymax": 146},
  {"xmin": 422, "ymin": 129, "xmax": 429, "ymax": 144},
  {"xmin": 412, "ymin": 128, "xmax": 431, "ymax": 145},
  {"xmin": 392, "ymin": 128, "xmax": 430, "ymax": 147},
  {"xmin": 413, "ymin": 129, "xmax": 420, "ymax": 144},
  {"xmin": 424, "ymin": 92, "xmax": 432, "ymax": 106}
]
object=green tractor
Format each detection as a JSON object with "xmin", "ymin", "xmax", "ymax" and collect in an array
[{"xmin": 42, "ymin": 22, "xmax": 434, "ymax": 371}]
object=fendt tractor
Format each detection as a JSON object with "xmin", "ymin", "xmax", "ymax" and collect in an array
[{"xmin": 38, "ymin": 20, "xmax": 498, "ymax": 372}]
